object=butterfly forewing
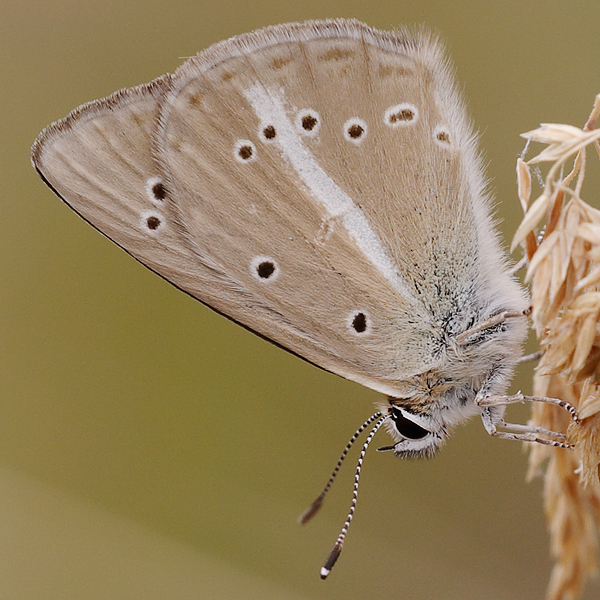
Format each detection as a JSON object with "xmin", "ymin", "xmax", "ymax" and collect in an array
[
  {"xmin": 154, "ymin": 21, "xmax": 484, "ymax": 395},
  {"xmin": 271, "ymin": 28, "xmax": 486, "ymax": 334}
]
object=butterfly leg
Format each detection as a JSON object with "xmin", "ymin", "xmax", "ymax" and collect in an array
[
  {"xmin": 516, "ymin": 350, "xmax": 543, "ymax": 364},
  {"xmin": 479, "ymin": 408, "xmax": 571, "ymax": 447},
  {"xmin": 507, "ymin": 256, "xmax": 528, "ymax": 277},
  {"xmin": 478, "ymin": 392, "xmax": 579, "ymax": 422},
  {"xmin": 477, "ymin": 392, "xmax": 578, "ymax": 448}
]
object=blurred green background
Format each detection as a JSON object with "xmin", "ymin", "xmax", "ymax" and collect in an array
[{"xmin": 2, "ymin": 1, "xmax": 600, "ymax": 599}]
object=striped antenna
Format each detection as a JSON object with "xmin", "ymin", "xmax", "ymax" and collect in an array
[
  {"xmin": 298, "ymin": 411, "xmax": 383, "ymax": 525},
  {"xmin": 319, "ymin": 414, "xmax": 387, "ymax": 579}
]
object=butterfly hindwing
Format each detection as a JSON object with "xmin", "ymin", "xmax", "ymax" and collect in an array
[{"xmin": 31, "ymin": 76, "xmax": 269, "ymax": 324}]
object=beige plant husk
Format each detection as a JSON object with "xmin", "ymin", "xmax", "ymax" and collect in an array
[{"xmin": 515, "ymin": 94, "xmax": 600, "ymax": 600}]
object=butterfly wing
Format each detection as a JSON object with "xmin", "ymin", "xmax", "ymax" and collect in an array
[
  {"xmin": 155, "ymin": 22, "xmax": 462, "ymax": 397},
  {"xmin": 31, "ymin": 76, "xmax": 278, "ymax": 333},
  {"xmin": 155, "ymin": 20, "xmax": 525, "ymax": 396},
  {"xmin": 31, "ymin": 60, "xmax": 411, "ymax": 396},
  {"xmin": 32, "ymin": 20, "xmax": 526, "ymax": 400}
]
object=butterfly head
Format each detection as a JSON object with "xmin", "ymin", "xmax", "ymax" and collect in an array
[{"xmin": 379, "ymin": 375, "xmax": 485, "ymax": 458}]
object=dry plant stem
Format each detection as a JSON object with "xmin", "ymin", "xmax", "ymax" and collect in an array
[{"xmin": 516, "ymin": 93, "xmax": 600, "ymax": 600}]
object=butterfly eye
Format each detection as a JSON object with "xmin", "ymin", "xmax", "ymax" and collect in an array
[
  {"xmin": 390, "ymin": 407, "xmax": 429, "ymax": 440},
  {"xmin": 384, "ymin": 103, "xmax": 419, "ymax": 127}
]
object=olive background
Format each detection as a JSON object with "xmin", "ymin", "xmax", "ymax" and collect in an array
[{"xmin": 2, "ymin": 1, "xmax": 600, "ymax": 599}]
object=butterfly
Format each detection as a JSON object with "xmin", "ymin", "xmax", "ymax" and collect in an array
[{"xmin": 31, "ymin": 19, "xmax": 577, "ymax": 577}]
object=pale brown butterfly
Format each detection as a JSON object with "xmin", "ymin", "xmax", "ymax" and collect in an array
[{"xmin": 31, "ymin": 18, "xmax": 578, "ymax": 578}]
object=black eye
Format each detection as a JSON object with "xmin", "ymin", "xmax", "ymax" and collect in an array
[{"xmin": 390, "ymin": 408, "xmax": 429, "ymax": 440}]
